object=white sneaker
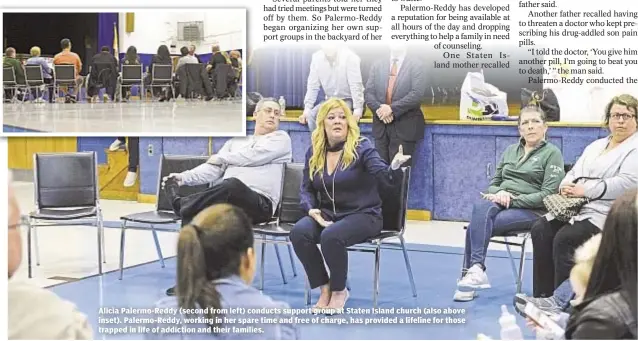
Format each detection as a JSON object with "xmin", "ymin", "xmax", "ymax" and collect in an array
[
  {"xmin": 453, "ymin": 289, "xmax": 477, "ymax": 302},
  {"xmin": 109, "ymin": 139, "xmax": 123, "ymax": 151},
  {"xmin": 123, "ymin": 172, "xmax": 137, "ymax": 187},
  {"xmin": 457, "ymin": 264, "xmax": 491, "ymax": 290}
]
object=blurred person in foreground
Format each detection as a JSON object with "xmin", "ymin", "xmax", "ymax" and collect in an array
[
  {"xmin": 7, "ymin": 175, "xmax": 93, "ymax": 339},
  {"xmin": 146, "ymin": 204, "xmax": 299, "ymax": 340},
  {"xmin": 526, "ymin": 188, "xmax": 637, "ymax": 339}
]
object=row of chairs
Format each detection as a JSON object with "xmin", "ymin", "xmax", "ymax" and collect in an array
[
  {"xmin": 25, "ymin": 152, "xmax": 416, "ymax": 307},
  {"xmin": 3, "ymin": 64, "xmax": 176, "ymax": 103}
]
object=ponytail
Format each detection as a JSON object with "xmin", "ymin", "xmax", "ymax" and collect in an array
[{"xmin": 177, "ymin": 224, "xmax": 223, "ymax": 329}]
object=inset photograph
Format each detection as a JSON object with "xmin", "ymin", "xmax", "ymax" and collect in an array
[{"xmin": 2, "ymin": 9, "xmax": 246, "ymax": 135}]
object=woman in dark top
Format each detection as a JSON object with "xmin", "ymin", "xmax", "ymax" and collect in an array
[
  {"xmin": 123, "ymin": 45, "xmax": 140, "ymax": 65},
  {"xmin": 290, "ymin": 98, "xmax": 411, "ymax": 313},
  {"xmin": 120, "ymin": 45, "xmax": 141, "ymax": 101},
  {"xmin": 147, "ymin": 45, "xmax": 173, "ymax": 101},
  {"xmin": 564, "ymin": 188, "xmax": 637, "ymax": 339}
]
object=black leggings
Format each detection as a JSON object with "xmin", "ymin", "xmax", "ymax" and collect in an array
[{"xmin": 531, "ymin": 217, "xmax": 600, "ymax": 297}]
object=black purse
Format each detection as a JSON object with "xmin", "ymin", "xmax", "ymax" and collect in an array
[{"xmin": 521, "ymin": 88, "xmax": 560, "ymax": 121}]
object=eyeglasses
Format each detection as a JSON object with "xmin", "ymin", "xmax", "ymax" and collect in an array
[{"xmin": 610, "ymin": 113, "xmax": 636, "ymax": 121}]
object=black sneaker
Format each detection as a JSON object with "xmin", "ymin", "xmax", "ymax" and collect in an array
[{"xmin": 166, "ymin": 286, "xmax": 176, "ymax": 296}]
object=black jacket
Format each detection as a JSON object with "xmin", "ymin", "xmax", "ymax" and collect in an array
[
  {"xmin": 364, "ymin": 56, "xmax": 426, "ymax": 142},
  {"xmin": 566, "ymin": 291, "xmax": 637, "ymax": 339}
]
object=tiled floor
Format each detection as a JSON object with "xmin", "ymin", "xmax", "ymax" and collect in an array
[
  {"xmin": 10, "ymin": 181, "xmax": 536, "ymax": 339},
  {"xmin": 2, "ymin": 100, "xmax": 244, "ymax": 134},
  {"xmin": 11, "ymin": 181, "xmax": 532, "ymax": 289}
]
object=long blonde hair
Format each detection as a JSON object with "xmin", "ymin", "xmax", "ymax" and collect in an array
[{"xmin": 309, "ymin": 98, "xmax": 361, "ymax": 178}]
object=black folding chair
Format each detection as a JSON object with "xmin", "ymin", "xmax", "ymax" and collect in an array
[
  {"xmin": 28, "ymin": 152, "xmax": 104, "ymax": 276},
  {"xmin": 252, "ymin": 163, "xmax": 302, "ymax": 290},
  {"xmin": 118, "ymin": 154, "xmax": 210, "ymax": 279}
]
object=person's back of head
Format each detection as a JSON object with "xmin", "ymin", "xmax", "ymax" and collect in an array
[
  {"xmin": 60, "ymin": 38, "xmax": 71, "ymax": 51},
  {"xmin": 180, "ymin": 46, "xmax": 189, "ymax": 57},
  {"xmin": 125, "ymin": 45, "xmax": 138, "ymax": 63},
  {"xmin": 101, "ymin": 46, "xmax": 110, "ymax": 53},
  {"xmin": 156, "ymin": 45, "xmax": 170, "ymax": 62},
  {"xmin": 30, "ymin": 46, "xmax": 41, "ymax": 57},
  {"xmin": 584, "ymin": 188, "xmax": 637, "ymax": 317},
  {"xmin": 176, "ymin": 204, "xmax": 256, "ymax": 325},
  {"xmin": 5, "ymin": 47, "xmax": 16, "ymax": 58}
]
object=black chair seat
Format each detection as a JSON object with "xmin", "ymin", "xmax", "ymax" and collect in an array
[
  {"xmin": 253, "ymin": 222, "xmax": 293, "ymax": 236},
  {"xmin": 369, "ymin": 230, "xmax": 401, "ymax": 241},
  {"xmin": 463, "ymin": 225, "xmax": 531, "ymax": 237},
  {"xmin": 30, "ymin": 207, "xmax": 97, "ymax": 220},
  {"xmin": 121, "ymin": 211, "xmax": 180, "ymax": 224}
]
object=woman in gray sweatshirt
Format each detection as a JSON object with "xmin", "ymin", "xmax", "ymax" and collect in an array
[{"xmin": 518, "ymin": 94, "xmax": 638, "ymax": 313}]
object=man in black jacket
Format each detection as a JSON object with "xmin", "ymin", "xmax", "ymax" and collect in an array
[
  {"xmin": 364, "ymin": 45, "xmax": 426, "ymax": 167},
  {"xmin": 87, "ymin": 46, "xmax": 119, "ymax": 101}
]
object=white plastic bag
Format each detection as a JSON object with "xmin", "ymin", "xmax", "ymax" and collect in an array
[{"xmin": 459, "ymin": 70, "xmax": 509, "ymax": 120}]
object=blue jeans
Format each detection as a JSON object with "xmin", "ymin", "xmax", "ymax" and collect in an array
[
  {"xmin": 464, "ymin": 200, "xmax": 541, "ymax": 270},
  {"xmin": 553, "ymin": 279, "xmax": 575, "ymax": 310}
]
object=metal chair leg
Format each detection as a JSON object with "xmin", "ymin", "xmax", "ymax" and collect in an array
[
  {"xmin": 286, "ymin": 238, "xmax": 297, "ymax": 277},
  {"xmin": 373, "ymin": 244, "xmax": 381, "ymax": 309},
  {"xmin": 99, "ymin": 213, "xmax": 106, "ymax": 263},
  {"xmin": 274, "ymin": 244, "xmax": 287, "ymax": 284},
  {"xmin": 260, "ymin": 235, "xmax": 266, "ymax": 291},
  {"xmin": 517, "ymin": 236, "xmax": 529, "ymax": 294},
  {"xmin": 119, "ymin": 220, "xmax": 127, "ymax": 280},
  {"xmin": 151, "ymin": 225, "xmax": 165, "ymax": 268},
  {"xmin": 33, "ymin": 224, "xmax": 40, "ymax": 266},
  {"xmin": 504, "ymin": 237, "xmax": 519, "ymax": 285},
  {"xmin": 27, "ymin": 218, "xmax": 33, "ymax": 278},
  {"xmin": 97, "ymin": 217, "xmax": 103, "ymax": 275},
  {"xmin": 399, "ymin": 236, "xmax": 417, "ymax": 297}
]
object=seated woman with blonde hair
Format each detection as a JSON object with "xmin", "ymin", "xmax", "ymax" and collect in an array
[
  {"xmin": 147, "ymin": 204, "xmax": 298, "ymax": 340},
  {"xmin": 290, "ymin": 98, "xmax": 411, "ymax": 313}
]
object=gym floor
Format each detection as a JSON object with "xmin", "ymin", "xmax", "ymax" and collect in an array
[
  {"xmin": 3, "ymin": 100, "xmax": 244, "ymax": 134},
  {"xmin": 10, "ymin": 181, "xmax": 537, "ymax": 340}
]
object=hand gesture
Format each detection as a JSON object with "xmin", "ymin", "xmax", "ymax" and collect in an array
[
  {"xmin": 309, "ymin": 209, "xmax": 333, "ymax": 227},
  {"xmin": 353, "ymin": 112, "xmax": 362, "ymax": 122},
  {"xmin": 390, "ymin": 145, "xmax": 411, "ymax": 170},
  {"xmin": 161, "ymin": 173, "xmax": 183, "ymax": 189}
]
